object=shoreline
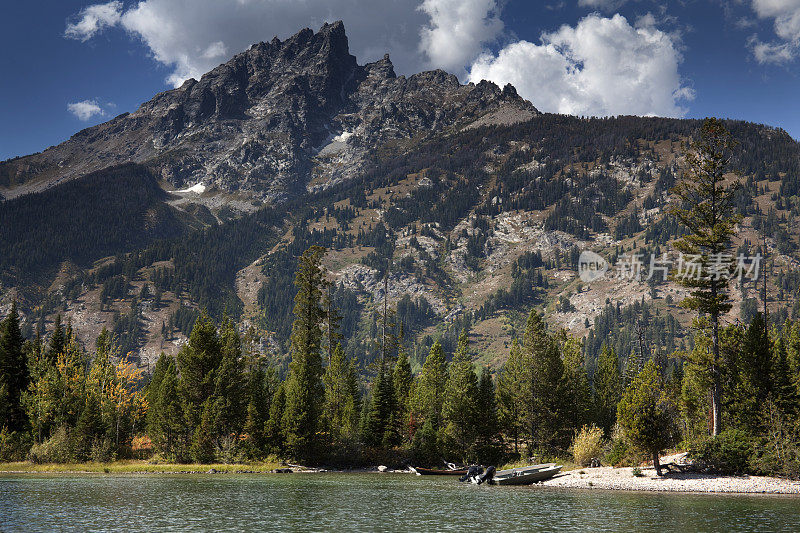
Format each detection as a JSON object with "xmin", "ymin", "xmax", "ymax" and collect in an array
[
  {"xmin": 2, "ymin": 462, "xmax": 800, "ymax": 494},
  {"xmin": 0, "ymin": 461, "xmax": 409, "ymax": 475},
  {"xmin": 539, "ymin": 466, "xmax": 800, "ymax": 495}
]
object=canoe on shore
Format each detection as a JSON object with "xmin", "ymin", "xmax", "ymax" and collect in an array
[
  {"xmin": 491, "ymin": 463, "xmax": 562, "ymax": 486},
  {"xmin": 411, "ymin": 466, "xmax": 469, "ymax": 476}
]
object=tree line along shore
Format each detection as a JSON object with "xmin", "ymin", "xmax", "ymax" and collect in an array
[
  {"xmin": 2, "ymin": 119, "xmax": 800, "ymax": 483},
  {"xmin": 1, "ymin": 247, "xmax": 800, "ymax": 479}
]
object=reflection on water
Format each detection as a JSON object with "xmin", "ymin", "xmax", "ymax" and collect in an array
[{"xmin": 1, "ymin": 473, "xmax": 799, "ymax": 532}]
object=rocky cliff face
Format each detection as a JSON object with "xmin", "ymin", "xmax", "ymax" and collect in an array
[{"xmin": 0, "ymin": 21, "xmax": 537, "ymax": 201}]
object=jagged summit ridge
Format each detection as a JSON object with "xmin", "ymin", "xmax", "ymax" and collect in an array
[{"xmin": 0, "ymin": 21, "xmax": 538, "ymax": 201}]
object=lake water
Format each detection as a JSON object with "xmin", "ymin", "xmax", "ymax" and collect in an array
[{"xmin": 1, "ymin": 473, "xmax": 799, "ymax": 532}]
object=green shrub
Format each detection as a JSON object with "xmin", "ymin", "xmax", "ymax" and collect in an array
[
  {"xmin": 91, "ymin": 438, "xmax": 116, "ymax": 463},
  {"xmin": 632, "ymin": 466, "xmax": 643, "ymax": 477},
  {"xmin": 28, "ymin": 426, "xmax": 78, "ymax": 464},
  {"xmin": 748, "ymin": 437, "xmax": 800, "ymax": 479},
  {"xmin": 606, "ymin": 438, "xmax": 627, "ymax": 466},
  {"xmin": 690, "ymin": 429, "xmax": 753, "ymax": 475},
  {"xmin": 747, "ymin": 400, "xmax": 800, "ymax": 479},
  {"xmin": 572, "ymin": 424, "xmax": 604, "ymax": 467},
  {"xmin": 606, "ymin": 426, "xmax": 635, "ymax": 467}
]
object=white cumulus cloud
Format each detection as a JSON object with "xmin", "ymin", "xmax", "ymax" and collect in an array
[
  {"xmin": 418, "ymin": 0, "xmax": 503, "ymax": 75},
  {"xmin": 65, "ymin": 1, "xmax": 123, "ymax": 42},
  {"xmin": 467, "ymin": 13, "xmax": 693, "ymax": 118},
  {"xmin": 64, "ymin": 0, "xmax": 504, "ymax": 87},
  {"xmin": 749, "ymin": 0, "xmax": 800, "ymax": 63},
  {"xmin": 67, "ymin": 99, "xmax": 106, "ymax": 121}
]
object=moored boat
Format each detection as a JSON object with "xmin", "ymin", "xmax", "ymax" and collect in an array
[{"xmin": 491, "ymin": 463, "xmax": 562, "ymax": 486}]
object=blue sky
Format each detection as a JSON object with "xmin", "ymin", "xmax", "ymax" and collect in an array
[{"xmin": 1, "ymin": 0, "xmax": 799, "ymax": 161}]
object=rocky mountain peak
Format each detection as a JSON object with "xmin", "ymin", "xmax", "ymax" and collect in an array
[
  {"xmin": 364, "ymin": 54, "xmax": 396, "ymax": 80},
  {"xmin": 0, "ymin": 21, "xmax": 539, "ymax": 202}
]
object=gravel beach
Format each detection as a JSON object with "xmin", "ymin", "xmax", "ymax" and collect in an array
[{"xmin": 540, "ymin": 466, "xmax": 800, "ymax": 494}]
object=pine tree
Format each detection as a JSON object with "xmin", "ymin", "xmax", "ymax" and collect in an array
[
  {"xmin": 411, "ymin": 416, "xmax": 440, "ymax": 466},
  {"xmin": 617, "ymin": 359, "xmax": 675, "ymax": 476},
  {"xmin": 46, "ymin": 314, "xmax": 65, "ymax": 363},
  {"xmin": 345, "ymin": 359, "xmax": 362, "ymax": 439},
  {"xmin": 146, "ymin": 353, "xmax": 171, "ymax": 438},
  {"xmin": 474, "ymin": 367, "xmax": 500, "ymax": 463},
  {"xmin": 410, "ymin": 341, "xmax": 448, "ymax": 433},
  {"xmin": 324, "ymin": 343, "xmax": 361, "ymax": 447},
  {"xmin": 524, "ymin": 311, "xmax": 563, "ymax": 451},
  {"xmin": 740, "ymin": 313, "xmax": 772, "ymax": 405},
  {"xmin": 177, "ymin": 313, "xmax": 222, "ymax": 429},
  {"xmin": 21, "ymin": 338, "xmax": 49, "ymax": 444},
  {"xmin": 441, "ymin": 330, "xmax": 479, "ymax": 462},
  {"xmin": 365, "ymin": 360, "xmax": 396, "ymax": 447},
  {"xmin": 671, "ymin": 117, "xmax": 741, "ymax": 435},
  {"xmin": 771, "ymin": 336, "xmax": 798, "ymax": 418},
  {"xmin": 243, "ymin": 367, "xmax": 269, "ymax": 459},
  {"xmin": 75, "ymin": 391, "xmax": 105, "ymax": 460},
  {"xmin": 152, "ymin": 356, "xmax": 186, "ymax": 461},
  {"xmin": 559, "ymin": 334, "xmax": 591, "ymax": 447},
  {"xmin": 496, "ymin": 339, "xmax": 530, "ymax": 454},
  {"xmin": 282, "ymin": 245, "xmax": 327, "ymax": 460},
  {"xmin": 192, "ymin": 400, "xmax": 216, "ymax": 463},
  {"xmin": 265, "ymin": 383, "xmax": 286, "ymax": 455},
  {"xmin": 210, "ymin": 318, "xmax": 246, "ymax": 443},
  {"xmin": 392, "ymin": 347, "xmax": 413, "ymax": 443},
  {"xmin": 594, "ymin": 344, "xmax": 622, "ymax": 436},
  {"xmin": 0, "ymin": 301, "xmax": 28, "ymax": 432}
]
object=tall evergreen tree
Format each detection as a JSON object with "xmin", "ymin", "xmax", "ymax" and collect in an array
[
  {"xmin": 772, "ymin": 336, "xmax": 798, "ymax": 418},
  {"xmin": 559, "ymin": 334, "xmax": 591, "ymax": 447},
  {"xmin": 282, "ymin": 245, "xmax": 327, "ymax": 460},
  {"xmin": 74, "ymin": 391, "xmax": 105, "ymax": 460},
  {"xmin": 243, "ymin": 366, "xmax": 270, "ymax": 458},
  {"xmin": 46, "ymin": 314, "xmax": 65, "ymax": 363},
  {"xmin": 496, "ymin": 339, "xmax": 530, "ymax": 454},
  {"xmin": 785, "ymin": 322, "xmax": 800, "ymax": 393},
  {"xmin": 441, "ymin": 330, "xmax": 479, "ymax": 462},
  {"xmin": 265, "ymin": 383, "xmax": 286, "ymax": 455},
  {"xmin": 146, "ymin": 353, "xmax": 171, "ymax": 438},
  {"xmin": 594, "ymin": 344, "xmax": 622, "ymax": 436},
  {"xmin": 177, "ymin": 313, "xmax": 222, "ymax": 428},
  {"xmin": 474, "ymin": 367, "xmax": 500, "ymax": 462},
  {"xmin": 0, "ymin": 301, "xmax": 28, "ymax": 432},
  {"xmin": 210, "ymin": 319, "xmax": 246, "ymax": 444},
  {"xmin": 365, "ymin": 359, "xmax": 396, "ymax": 447},
  {"xmin": 324, "ymin": 343, "xmax": 361, "ymax": 447},
  {"xmin": 151, "ymin": 356, "xmax": 186, "ymax": 461},
  {"xmin": 524, "ymin": 311, "xmax": 563, "ymax": 451},
  {"xmin": 192, "ymin": 400, "xmax": 216, "ymax": 463},
  {"xmin": 671, "ymin": 117, "xmax": 741, "ymax": 435},
  {"xmin": 392, "ymin": 347, "xmax": 413, "ymax": 443},
  {"xmin": 410, "ymin": 340, "xmax": 448, "ymax": 433},
  {"xmin": 740, "ymin": 313, "xmax": 772, "ymax": 405}
]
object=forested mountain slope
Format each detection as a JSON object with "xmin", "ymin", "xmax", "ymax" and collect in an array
[{"xmin": 1, "ymin": 22, "xmax": 799, "ymax": 377}]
